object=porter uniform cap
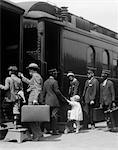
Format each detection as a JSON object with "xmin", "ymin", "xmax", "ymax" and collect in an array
[
  {"xmin": 87, "ymin": 67, "xmax": 96, "ymax": 73},
  {"xmin": 102, "ymin": 70, "xmax": 110, "ymax": 75},
  {"xmin": 48, "ymin": 68, "xmax": 58, "ymax": 73}
]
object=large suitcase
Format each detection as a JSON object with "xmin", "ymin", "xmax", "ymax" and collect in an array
[
  {"xmin": 105, "ymin": 107, "xmax": 118, "ymax": 131},
  {"xmin": 21, "ymin": 105, "xmax": 50, "ymax": 122},
  {"xmin": 93, "ymin": 107, "xmax": 105, "ymax": 122}
]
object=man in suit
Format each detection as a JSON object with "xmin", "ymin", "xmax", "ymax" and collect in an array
[
  {"xmin": 43, "ymin": 68, "xmax": 65, "ymax": 135},
  {"xmin": 100, "ymin": 70, "xmax": 116, "ymax": 111},
  {"xmin": 82, "ymin": 68, "xmax": 99, "ymax": 129},
  {"xmin": 67, "ymin": 71, "xmax": 79, "ymax": 98}
]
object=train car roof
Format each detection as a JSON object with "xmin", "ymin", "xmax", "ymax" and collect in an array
[
  {"xmin": 17, "ymin": 1, "xmax": 118, "ymax": 40},
  {"xmin": 1, "ymin": 0, "xmax": 24, "ymax": 14}
]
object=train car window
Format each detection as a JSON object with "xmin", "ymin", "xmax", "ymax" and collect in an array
[
  {"xmin": 113, "ymin": 53, "xmax": 118, "ymax": 78},
  {"xmin": 102, "ymin": 50, "xmax": 109, "ymax": 70},
  {"xmin": 87, "ymin": 46, "xmax": 95, "ymax": 67}
]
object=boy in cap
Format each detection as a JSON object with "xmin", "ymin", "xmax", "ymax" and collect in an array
[
  {"xmin": 67, "ymin": 71, "xmax": 79, "ymax": 98},
  {"xmin": 19, "ymin": 63, "xmax": 43, "ymax": 141},
  {"xmin": 82, "ymin": 67, "xmax": 99, "ymax": 129}
]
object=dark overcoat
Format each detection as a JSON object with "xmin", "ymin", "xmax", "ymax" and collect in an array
[
  {"xmin": 100, "ymin": 80, "xmax": 115, "ymax": 105},
  {"xmin": 43, "ymin": 76, "xmax": 65, "ymax": 107},
  {"xmin": 83, "ymin": 77, "xmax": 99, "ymax": 104}
]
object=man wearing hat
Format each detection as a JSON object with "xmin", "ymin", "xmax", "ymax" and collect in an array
[
  {"xmin": 82, "ymin": 68, "xmax": 99, "ymax": 129},
  {"xmin": 19, "ymin": 63, "xmax": 43, "ymax": 141},
  {"xmin": 67, "ymin": 71, "xmax": 79, "ymax": 98},
  {"xmin": 42, "ymin": 68, "xmax": 66, "ymax": 135},
  {"xmin": 100, "ymin": 70, "xmax": 116, "ymax": 111}
]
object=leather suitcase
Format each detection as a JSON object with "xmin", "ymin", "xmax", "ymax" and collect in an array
[
  {"xmin": 21, "ymin": 105, "xmax": 50, "ymax": 122},
  {"xmin": 105, "ymin": 107, "xmax": 118, "ymax": 131},
  {"xmin": 93, "ymin": 107, "xmax": 105, "ymax": 122}
]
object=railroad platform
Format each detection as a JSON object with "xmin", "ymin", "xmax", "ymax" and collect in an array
[{"xmin": 0, "ymin": 122, "xmax": 118, "ymax": 150}]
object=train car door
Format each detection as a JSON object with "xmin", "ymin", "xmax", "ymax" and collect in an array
[{"xmin": 44, "ymin": 21, "xmax": 61, "ymax": 80}]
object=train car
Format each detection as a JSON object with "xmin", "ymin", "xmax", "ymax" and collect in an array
[
  {"xmin": 0, "ymin": 0, "xmax": 24, "ymax": 123},
  {"xmin": 18, "ymin": 1, "xmax": 118, "ymax": 121}
]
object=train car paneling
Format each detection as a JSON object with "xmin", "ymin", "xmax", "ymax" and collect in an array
[
  {"xmin": 60, "ymin": 27, "xmax": 118, "ymax": 97},
  {"xmin": 62, "ymin": 28, "xmax": 118, "ymax": 51}
]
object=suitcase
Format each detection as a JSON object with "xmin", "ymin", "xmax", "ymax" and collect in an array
[
  {"xmin": 93, "ymin": 107, "xmax": 105, "ymax": 122},
  {"xmin": 21, "ymin": 105, "xmax": 50, "ymax": 122},
  {"xmin": 105, "ymin": 107, "xmax": 118, "ymax": 131}
]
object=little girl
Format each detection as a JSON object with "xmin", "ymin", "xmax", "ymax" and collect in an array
[{"xmin": 65, "ymin": 95, "xmax": 83, "ymax": 134}]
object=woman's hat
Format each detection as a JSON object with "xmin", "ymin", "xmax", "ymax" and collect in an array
[
  {"xmin": 26, "ymin": 63, "xmax": 39, "ymax": 69},
  {"xmin": 67, "ymin": 72, "xmax": 74, "ymax": 77}
]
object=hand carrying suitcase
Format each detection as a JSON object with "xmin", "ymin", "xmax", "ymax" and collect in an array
[
  {"xmin": 21, "ymin": 105, "xmax": 50, "ymax": 122},
  {"xmin": 105, "ymin": 107, "xmax": 118, "ymax": 131},
  {"xmin": 93, "ymin": 107, "xmax": 105, "ymax": 122}
]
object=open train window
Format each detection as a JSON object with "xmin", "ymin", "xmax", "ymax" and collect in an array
[
  {"xmin": 87, "ymin": 46, "xmax": 95, "ymax": 68},
  {"xmin": 102, "ymin": 50, "xmax": 109, "ymax": 70}
]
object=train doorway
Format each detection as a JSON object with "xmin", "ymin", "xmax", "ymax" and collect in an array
[
  {"xmin": 45, "ymin": 21, "xmax": 61, "ymax": 75},
  {"xmin": 1, "ymin": 9, "xmax": 21, "ymax": 82},
  {"xmin": 0, "ymin": 3, "xmax": 24, "ymax": 123}
]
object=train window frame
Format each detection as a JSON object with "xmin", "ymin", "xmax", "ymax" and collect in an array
[
  {"xmin": 87, "ymin": 46, "xmax": 95, "ymax": 68},
  {"xmin": 102, "ymin": 50, "xmax": 110, "ymax": 70}
]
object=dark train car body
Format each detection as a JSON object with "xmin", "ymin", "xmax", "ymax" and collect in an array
[
  {"xmin": 18, "ymin": 1, "xmax": 118, "ymax": 121},
  {"xmin": 0, "ymin": 0, "xmax": 24, "ymax": 123},
  {"xmin": 1, "ymin": 1, "xmax": 118, "ymax": 122},
  {"xmin": 18, "ymin": 2, "xmax": 118, "ymax": 93}
]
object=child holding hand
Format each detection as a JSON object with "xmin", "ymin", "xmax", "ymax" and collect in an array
[{"xmin": 65, "ymin": 95, "xmax": 83, "ymax": 134}]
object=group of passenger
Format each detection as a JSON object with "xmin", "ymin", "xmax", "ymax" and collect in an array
[
  {"xmin": 67, "ymin": 67, "xmax": 116, "ymax": 131},
  {"xmin": 0, "ymin": 63, "xmax": 116, "ymax": 141}
]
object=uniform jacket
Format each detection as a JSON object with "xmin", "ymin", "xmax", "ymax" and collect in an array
[
  {"xmin": 22, "ymin": 72, "xmax": 43, "ymax": 103},
  {"xmin": 43, "ymin": 76, "xmax": 65, "ymax": 107},
  {"xmin": 83, "ymin": 77, "xmax": 99, "ymax": 104},
  {"xmin": 100, "ymin": 79, "xmax": 115, "ymax": 105},
  {"xmin": 69, "ymin": 78, "xmax": 79, "ymax": 97}
]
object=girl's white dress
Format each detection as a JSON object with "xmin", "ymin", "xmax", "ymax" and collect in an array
[{"xmin": 68, "ymin": 101, "xmax": 83, "ymax": 121}]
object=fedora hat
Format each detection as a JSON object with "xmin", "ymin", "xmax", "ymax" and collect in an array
[{"xmin": 26, "ymin": 63, "xmax": 39, "ymax": 69}]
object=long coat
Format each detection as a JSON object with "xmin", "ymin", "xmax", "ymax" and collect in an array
[
  {"xmin": 83, "ymin": 77, "xmax": 99, "ymax": 104},
  {"xmin": 100, "ymin": 80, "xmax": 115, "ymax": 106},
  {"xmin": 43, "ymin": 76, "xmax": 65, "ymax": 107}
]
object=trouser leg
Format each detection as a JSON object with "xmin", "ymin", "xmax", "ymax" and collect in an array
[
  {"xmin": 29, "ymin": 122, "xmax": 43, "ymax": 139},
  {"xmin": 89, "ymin": 105, "xmax": 95, "ymax": 126},
  {"xmin": 75, "ymin": 120, "xmax": 80, "ymax": 133},
  {"xmin": 51, "ymin": 107, "xmax": 59, "ymax": 134},
  {"xmin": 83, "ymin": 103, "xmax": 89, "ymax": 129}
]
